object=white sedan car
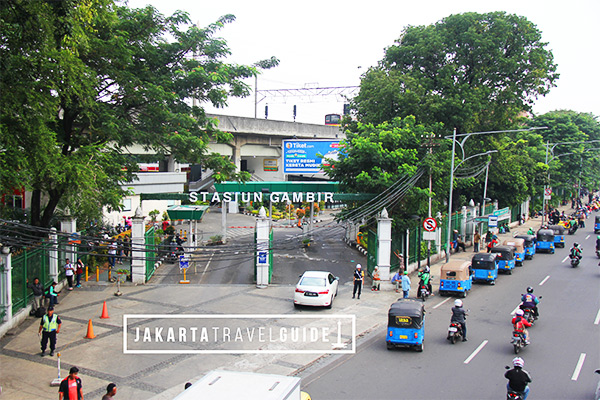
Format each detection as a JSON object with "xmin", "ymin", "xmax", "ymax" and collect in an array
[{"xmin": 294, "ymin": 271, "xmax": 339, "ymax": 309}]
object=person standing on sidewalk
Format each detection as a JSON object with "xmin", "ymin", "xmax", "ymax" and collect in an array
[
  {"xmin": 102, "ymin": 383, "xmax": 117, "ymax": 399},
  {"xmin": 473, "ymin": 230, "xmax": 481, "ymax": 252},
  {"xmin": 39, "ymin": 306, "xmax": 61, "ymax": 357},
  {"xmin": 27, "ymin": 277, "xmax": 44, "ymax": 314},
  {"xmin": 401, "ymin": 271, "xmax": 411, "ymax": 298},
  {"xmin": 352, "ymin": 264, "xmax": 364, "ymax": 299},
  {"xmin": 59, "ymin": 366, "xmax": 83, "ymax": 400},
  {"xmin": 64, "ymin": 259, "xmax": 75, "ymax": 291},
  {"xmin": 75, "ymin": 259, "xmax": 84, "ymax": 288}
]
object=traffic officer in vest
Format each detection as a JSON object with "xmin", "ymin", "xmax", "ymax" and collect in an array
[{"xmin": 39, "ymin": 306, "xmax": 61, "ymax": 357}]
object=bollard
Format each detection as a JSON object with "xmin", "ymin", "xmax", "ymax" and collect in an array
[
  {"xmin": 96, "ymin": 266, "xmax": 100, "ymax": 282},
  {"xmin": 85, "ymin": 266, "xmax": 89, "ymax": 282},
  {"xmin": 108, "ymin": 268, "xmax": 111, "ymax": 282},
  {"xmin": 184, "ymin": 230, "xmax": 187, "ymax": 240}
]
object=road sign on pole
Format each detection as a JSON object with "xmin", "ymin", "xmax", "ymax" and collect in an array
[
  {"xmin": 423, "ymin": 217, "xmax": 437, "ymax": 232},
  {"xmin": 488, "ymin": 215, "xmax": 498, "ymax": 228},
  {"xmin": 544, "ymin": 187, "xmax": 552, "ymax": 200}
]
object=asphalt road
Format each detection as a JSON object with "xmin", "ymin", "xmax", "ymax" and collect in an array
[
  {"xmin": 300, "ymin": 222, "xmax": 600, "ymax": 400},
  {"xmin": 153, "ymin": 221, "xmax": 364, "ymax": 287}
]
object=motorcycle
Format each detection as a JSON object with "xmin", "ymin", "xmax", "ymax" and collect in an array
[
  {"xmin": 506, "ymin": 389, "xmax": 524, "ymax": 400},
  {"xmin": 570, "ymin": 255, "xmax": 581, "ymax": 268},
  {"xmin": 447, "ymin": 322, "xmax": 463, "ymax": 344},
  {"xmin": 417, "ymin": 276, "xmax": 433, "ymax": 302},
  {"xmin": 596, "ymin": 249, "xmax": 600, "ymax": 259},
  {"xmin": 520, "ymin": 295, "xmax": 541, "ymax": 325},
  {"xmin": 511, "ymin": 330, "xmax": 528, "ymax": 354}
]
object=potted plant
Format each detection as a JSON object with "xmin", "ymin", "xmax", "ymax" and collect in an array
[{"xmin": 209, "ymin": 235, "xmax": 223, "ymax": 245}]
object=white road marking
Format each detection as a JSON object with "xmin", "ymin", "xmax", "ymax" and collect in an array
[
  {"xmin": 432, "ymin": 297, "xmax": 452, "ymax": 309},
  {"xmin": 539, "ymin": 275, "xmax": 550, "ymax": 286},
  {"xmin": 510, "ymin": 303, "xmax": 522, "ymax": 316},
  {"xmin": 571, "ymin": 353, "xmax": 586, "ymax": 381},
  {"xmin": 201, "ymin": 252, "xmax": 215, "ymax": 279},
  {"xmin": 585, "ymin": 234, "xmax": 590, "ymax": 240},
  {"xmin": 464, "ymin": 340, "xmax": 488, "ymax": 364},
  {"xmin": 594, "ymin": 309, "xmax": 600, "ymax": 325},
  {"xmin": 561, "ymin": 255, "xmax": 569, "ymax": 263}
]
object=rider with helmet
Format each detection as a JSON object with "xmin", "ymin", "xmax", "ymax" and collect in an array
[
  {"xmin": 512, "ymin": 309, "xmax": 532, "ymax": 344},
  {"xmin": 418, "ymin": 266, "xmax": 433, "ymax": 297},
  {"xmin": 596, "ymin": 236, "xmax": 600, "ymax": 251},
  {"xmin": 505, "ymin": 357, "xmax": 532, "ymax": 399},
  {"xmin": 520, "ymin": 287, "xmax": 540, "ymax": 319},
  {"xmin": 450, "ymin": 299, "xmax": 467, "ymax": 342},
  {"xmin": 570, "ymin": 242, "xmax": 583, "ymax": 261}
]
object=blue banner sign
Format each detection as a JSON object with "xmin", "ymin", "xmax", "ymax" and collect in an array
[{"xmin": 283, "ymin": 140, "xmax": 341, "ymax": 174}]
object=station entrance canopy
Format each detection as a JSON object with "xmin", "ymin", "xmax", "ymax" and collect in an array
[
  {"xmin": 141, "ymin": 182, "xmax": 375, "ymax": 203},
  {"xmin": 166, "ymin": 205, "xmax": 209, "ymax": 221}
]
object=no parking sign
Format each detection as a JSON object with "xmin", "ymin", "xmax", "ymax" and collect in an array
[{"xmin": 423, "ymin": 217, "xmax": 437, "ymax": 232}]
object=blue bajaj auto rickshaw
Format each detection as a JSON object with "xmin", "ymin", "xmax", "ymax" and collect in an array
[
  {"xmin": 549, "ymin": 225, "xmax": 566, "ymax": 248},
  {"xmin": 535, "ymin": 229, "xmax": 555, "ymax": 253},
  {"xmin": 490, "ymin": 245, "xmax": 516, "ymax": 274},
  {"xmin": 595, "ymin": 215, "xmax": 600, "ymax": 233},
  {"xmin": 439, "ymin": 261, "xmax": 472, "ymax": 297},
  {"xmin": 386, "ymin": 299, "xmax": 425, "ymax": 352},
  {"xmin": 515, "ymin": 234, "xmax": 536, "ymax": 259},
  {"xmin": 503, "ymin": 238, "xmax": 525, "ymax": 266},
  {"xmin": 471, "ymin": 253, "xmax": 499, "ymax": 284}
]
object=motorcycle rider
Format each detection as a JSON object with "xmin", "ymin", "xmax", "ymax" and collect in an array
[
  {"xmin": 596, "ymin": 235, "xmax": 600, "ymax": 252},
  {"xmin": 520, "ymin": 287, "xmax": 540, "ymax": 319},
  {"xmin": 418, "ymin": 266, "xmax": 433, "ymax": 297},
  {"xmin": 512, "ymin": 309, "xmax": 531, "ymax": 345},
  {"xmin": 527, "ymin": 227, "xmax": 535, "ymax": 236},
  {"xmin": 505, "ymin": 357, "xmax": 532, "ymax": 399},
  {"xmin": 569, "ymin": 242, "xmax": 582, "ymax": 261},
  {"xmin": 450, "ymin": 299, "xmax": 467, "ymax": 341}
]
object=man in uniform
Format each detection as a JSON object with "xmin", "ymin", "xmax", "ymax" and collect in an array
[
  {"xmin": 352, "ymin": 264, "xmax": 364, "ymax": 299},
  {"xmin": 39, "ymin": 306, "xmax": 61, "ymax": 357}
]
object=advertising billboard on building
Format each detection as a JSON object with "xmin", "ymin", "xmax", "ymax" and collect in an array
[{"xmin": 282, "ymin": 140, "xmax": 341, "ymax": 174}]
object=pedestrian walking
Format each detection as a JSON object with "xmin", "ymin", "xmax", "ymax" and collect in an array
[
  {"xmin": 401, "ymin": 271, "xmax": 411, "ymax": 299},
  {"xmin": 64, "ymin": 259, "xmax": 75, "ymax": 290},
  {"xmin": 102, "ymin": 383, "xmax": 117, "ymax": 399},
  {"xmin": 108, "ymin": 241, "xmax": 117, "ymax": 268},
  {"xmin": 116, "ymin": 237, "xmax": 123, "ymax": 264},
  {"xmin": 473, "ymin": 230, "xmax": 481, "ymax": 253},
  {"xmin": 123, "ymin": 236, "xmax": 130, "ymax": 260},
  {"xmin": 45, "ymin": 281, "xmax": 59, "ymax": 306},
  {"xmin": 75, "ymin": 259, "xmax": 84, "ymax": 288},
  {"xmin": 352, "ymin": 264, "xmax": 364, "ymax": 299},
  {"xmin": 39, "ymin": 306, "xmax": 61, "ymax": 357},
  {"xmin": 27, "ymin": 277, "xmax": 44, "ymax": 314},
  {"xmin": 58, "ymin": 366, "xmax": 83, "ymax": 400},
  {"xmin": 371, "ymin": 266, "xmax": 381, "ymax": 291}
]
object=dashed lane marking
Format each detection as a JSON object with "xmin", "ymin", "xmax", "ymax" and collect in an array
[
  {"xmin": 539, "ymin": 275, "xmax": 550, "ymax": 286},
  {"xmin": 561, "ymin": 255, "xmax": 569, "ymax": 263},
  {"xmin": 594, "ymin": 308, "xmax": 600, "ymax": 325},
  {"xmin": 571, "ymin": 353, "xmax": 586, "ymax": 381},
  {"xmin": 464, "ymin": 340, "xmax": 488, "ymax": 364},
  {"xmin": 432, "ymin": 297, "xmax": 452, "ymax": 309}
]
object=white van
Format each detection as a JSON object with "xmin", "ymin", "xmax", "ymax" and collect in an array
[{"xmin": 172, "ymin": 370, "xmax": 311, "ymax": 400}]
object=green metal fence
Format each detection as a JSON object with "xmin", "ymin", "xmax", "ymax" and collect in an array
[
  {"xmin": 366, "ymin": 229, "xmax": 377, "ymax": 276},
  {"xmin": 145, "ymin": 226, "xmax": 157, "ymax": 281},
  {"xmin": 11, "ymin": 243, "xmax": 52, "ymax": 314}
]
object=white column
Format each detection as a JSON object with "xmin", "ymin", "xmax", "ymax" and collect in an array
[
  {"xmin": 376, "ymin": 208, "xmax": 392, "ymax": 282},
  {"xmin": 49, "ymin": 228, "xmax": 59, "ymax": 283},
  {"xmin": 255, "ymin": 207, "xmax": 271, "ymax": 288},
  {"xmin": 228, "ymin": 201, "xmax": 239, "ymax": 214},
  {"xmin": 1, "ymin": 248, "xmax": 12, "ymax": 323},
  {"xmin": 131, "ymin": 207, "xmax": 146, "ymax": 284},
  {"xmin": 60, "ymin": 212, "xmax": 77, "ymax": 265},
  {"xmin": 461, "ymin": 206, "xmax": 468, "ymax": 239},
  {"xmin": 221, "ymin": 202, "xmax": 228, "ymax": 244}
]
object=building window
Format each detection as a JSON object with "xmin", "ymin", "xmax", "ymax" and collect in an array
[{"xmin": 122, "ymin": 198, "xmax": 132, "ymax": 211}]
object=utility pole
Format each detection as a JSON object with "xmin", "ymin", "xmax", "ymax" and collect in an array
[{"xmin": 420, "ymin": 133, "xmax": 441, "ymax": 267}]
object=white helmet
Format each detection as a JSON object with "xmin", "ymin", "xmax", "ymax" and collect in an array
[
  {"xmin": 515, "ymin": 309, "xmax": 524, "ymax": 316},
  {"xmin": 454, "ymin": 299, "xmax": 463, "ymax": 307},
  {"xmin": 356, "ymin": 264, "xmax": 362, "ymax": 269},
  {"xmin": 512, "ymin": 357, "xmax": 524, "ymax": 368}
]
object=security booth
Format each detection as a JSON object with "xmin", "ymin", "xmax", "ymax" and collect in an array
[
  {"xmin": 490, "ymin": 245, "xmax": 516, "ymax": 274},
  {"xmin": 471, "ymin": 253, "xmax": 499, "ymax": 284},
  {"xmin": 439, "ymin": 260, "xmax": 472, "ymax": 297},
  {"xmin": 515, "ymin": 234, "xmax": 536, "ymax": 259},
  {"xmin": 503, "ymin": 238, "xmax": 525, "ymax": 266}
]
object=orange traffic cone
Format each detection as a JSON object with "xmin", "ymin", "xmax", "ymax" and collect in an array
[
  {"xmin": 100, "ymin": 301, "xmax": 109, "ymax": 319},
  {"xmin": 84, "ymin": 319, "xmax": 96, "ymax": 339}
]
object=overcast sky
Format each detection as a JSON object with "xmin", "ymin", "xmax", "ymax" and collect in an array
[{"xmin": 127, "ymin": 0, "xmax": 600, "ymax": 126}]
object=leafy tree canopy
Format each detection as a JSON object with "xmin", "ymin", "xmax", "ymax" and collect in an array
[
  {"xmin": 353, "ymin": 11, "xmax": 559, "ymax": 134},
  {"xmin": 0, "ymin": 0, "xmax": 278, "ymax": 228}
]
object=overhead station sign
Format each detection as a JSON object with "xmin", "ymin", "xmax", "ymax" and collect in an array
[{"xmin": 283, "ymin": 140, "xmax": 341, "ymax": 174}]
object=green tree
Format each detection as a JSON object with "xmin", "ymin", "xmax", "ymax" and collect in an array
[
  {"xmin": 0, "ymin": 0, "xmax": 277, "ymax": 228},
  {"xmin": 353, "ymin": 12, "xmax": 559, "ymax": 134}
]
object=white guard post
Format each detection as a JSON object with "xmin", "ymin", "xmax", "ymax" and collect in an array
[
  {"xmin": 131, "ymin": 207, "xmax": 146, "ymax": 284},
  {"xmin": 60, "ymin": 211, "xmax": 77, "ymax": 267},
  {"xmin": 49, "ymin": 228, "xmax": 58, "ymax": 283},
  {"xmin": 255, "ymin": 207, "xmax": 271, "ymax": 288},
  {"xmin": 377, "ymin": 208, "xmax": 392, "ymax": 284}
]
